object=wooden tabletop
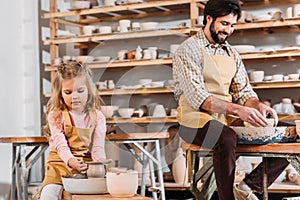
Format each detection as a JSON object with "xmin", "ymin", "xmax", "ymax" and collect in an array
[
  {"xmin": 182, "ymin": 142, "xmax": 300, "ymax": 154},
  {"xmin": 106, "ymin": 132, "xmax": 169, "ymax": 141},
  {"xmin": 0, "ymin": 136, "xmax": 49, "ymax": 144},
  {"xmin": 67, "ymin": 194, "xmax": 152, "ymax": 200}
]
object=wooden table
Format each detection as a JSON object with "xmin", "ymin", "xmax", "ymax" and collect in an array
[
  {"xmin": 182, "ymin": 142, "xmax": 300, "ymax": 200},
  {"xmin": 106, "ymin": 132, "xmax": 169, "ymax": 200},
  {"xmin": 0, "ymin": 136, "xmax": 49, "ymax": 200},
  {"xmin": 64, "ymin": 193, "xmax": 152, "ymax": 200}
]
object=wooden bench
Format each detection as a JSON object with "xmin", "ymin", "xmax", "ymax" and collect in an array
[
  {"xmin": 106, "ymin": 132, "xmax": 169, "ymax": 200},
  {"xmin": 182, "ymin": 142, "xmax": 300, "ymax": 200}
]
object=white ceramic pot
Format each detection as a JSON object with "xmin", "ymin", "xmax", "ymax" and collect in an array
[
  {"xmin": 62, "ymin": 176, "xmax": 107, "ymax": 194},
  {"xmin": 172, "ymin": 148, "xmax": 188, "ymax": 184},
  {"xmin": 249, "ymin": 71, "xmax": 264, "ymax": 82},
  {"xmin": 106, "ymin": 170, "xmax": 138, "ymax": 197}
]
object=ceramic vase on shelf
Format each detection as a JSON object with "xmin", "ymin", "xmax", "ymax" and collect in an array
[{"xmin": 172, "ymin": 147, "xmax": 188, "ymax": 184}]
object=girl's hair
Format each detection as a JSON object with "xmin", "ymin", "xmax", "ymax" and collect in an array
[
  {"xmin": 203, "ymin": 0, "xmax": 241, "ymax": 25},
  {"xmin": 43, "ymin": 61, "xmax": 100, "ymax": 135}
]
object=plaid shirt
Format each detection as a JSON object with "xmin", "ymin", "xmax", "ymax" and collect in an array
[{"xmin": 172, "ymin": 28, "xmax": 257, "ymax": 110}]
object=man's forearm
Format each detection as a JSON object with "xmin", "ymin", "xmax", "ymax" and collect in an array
[{"xmin": 200, "ymin": 96, "xmax": 243, "ymax": 116}]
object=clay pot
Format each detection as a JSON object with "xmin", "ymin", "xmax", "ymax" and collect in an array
[{"xmin": 86, "ymin": 159, "xmax": 112, "ymax": 178}]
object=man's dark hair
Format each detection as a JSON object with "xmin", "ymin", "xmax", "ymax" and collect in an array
[{"xmin": 203, "ymin": 0, "xmax": 241, "ymax": 25}]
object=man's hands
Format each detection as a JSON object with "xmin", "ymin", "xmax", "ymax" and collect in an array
[
  {"xmin": 242, "ymin": 97, "xmax": 278, "ymax": 127},
  {"xmin": 68, "ymin": 157, "xmax": 88, "ymax": 173}
]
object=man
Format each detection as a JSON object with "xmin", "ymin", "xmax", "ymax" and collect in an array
[{"xmin": 172, "ymin": 0, "xmax": 289, "ymax": 199}]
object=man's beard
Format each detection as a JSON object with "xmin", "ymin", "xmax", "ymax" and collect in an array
[{"xmin": 210, "ymin": 21, "xmax": 228, "ymax": 44}]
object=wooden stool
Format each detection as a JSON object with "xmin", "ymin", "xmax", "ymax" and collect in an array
[
  {"xmin": 182, "ymin": 142, "xmax": 300, "ymax": 200},
  {"xmin": 106, "ymin": 132, "xmax": 169, "ymax": 200}
]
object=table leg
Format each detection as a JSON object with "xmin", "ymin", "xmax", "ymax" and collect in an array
[
  {"xmin": 141, "ymin": 144, "xmax": 148, "ymax": 196},
  {"xmin": 154, "ymin": 140, "xmax": 165, "ymax": 200},
  {"xmin": 15, "ymin": 147, "xmax": 22, "ymax": 199},
  {"xmin": 262, "ymin": 157, "xmax": 268, "ymax": 200},
  {"xmin": 11, "ymin": 146, "xmax": 16, "ymax": 200},
  {"xmin": 148, "ymin": 158, "xmax": 158, "ymax": 200},
  {"xmin": 20, "ymin": 144, "xmax": 28, "ymax": 200}
]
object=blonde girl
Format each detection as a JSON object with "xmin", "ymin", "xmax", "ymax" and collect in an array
[{"xmin": 35, "ymin": 62, "xmax": 107, "ymax": 200}]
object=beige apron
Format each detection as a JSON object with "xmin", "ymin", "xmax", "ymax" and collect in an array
[
  {"xmin": 177, "ymin": 47, "xmax": 237, "ymax": 128},
  {"xmin": 34, "ymin": 109, "xmax": 96, "ymax": 198}
]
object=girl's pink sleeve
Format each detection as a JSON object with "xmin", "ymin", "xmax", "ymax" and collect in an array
[
  {"xmin": 48, "ymin": 111, "xmax": 74, "ymax": 164},
  {"xmin": 91, "ymin": 110, "xmax": 107, "ymax": 161}
]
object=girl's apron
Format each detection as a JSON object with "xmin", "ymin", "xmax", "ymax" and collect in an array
[
  {"xmin": 35, "ymin": 109, "xmax": 96, "ymax": 198},
  {"xmin": 177, "ymin": 47, "xmax": 237, "ymax": 128}
]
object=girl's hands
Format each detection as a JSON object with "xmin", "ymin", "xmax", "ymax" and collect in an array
[{"xmin": 68, "ymin": 157, "xmax": 88, "ymax": 173}]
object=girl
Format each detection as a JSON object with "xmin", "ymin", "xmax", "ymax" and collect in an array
[{"xmin": 35, "ymin": 61, "xmax": 107, "ymax": 199}]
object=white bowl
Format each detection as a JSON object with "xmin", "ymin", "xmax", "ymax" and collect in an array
[
  {"xmin": 288, "ymin": 73, "xmax": 299, "ymax": 80},
  {"xmin": 253, "ymin": 14, "xmax": 272, "ymax": 21},
  {"xmin": 62, "ymin": 176, "xmax": 107, "ymax": 194},
  {"xmin": 71, "ymin": 1, "xmax": 90, "ymax": 9},
  {"xmin": 139, "ymin": 79, "xmax": 152, "ymax": 87},
  {"xmin": 231, "ymin": 126, "xmax": 297, "ymax": 144},
  {"xmin": 118, "ymin": 108, "xmax": 135, "ymax": 118},
  {"xmin": 99, "ymin": 26, "xmax": 112, "ymax": 34},
  {"xmin": 75, "ymin": 56, "xmax": 94, "ymax": 63},
  {"xmin": 232, "ymin": 45, "xmax": 255, "ymax": 54},
  {"xmin": 101, "ymin": 105, "xmax": 119, "ymax": 118},
  {"xmin": 94, "ymin": 56, "xmax": 111, "ymax": 62},
  {"xmin": 272, "ymin": 74, "xmax": 284, "ymax": 81},
  {"xmin": 264, "ymin": 75, "xmax": 272, "ymax": 81},
  {"xmin": 140, "ymin": 22, "xmax": 158, "ymax": 31},
  {"xmin": 150, "ymin": 81, "xmax": 165, "ymax": 88},
  {"xmin": 106, "ymin": 170, "xmax": 138, "ymax": 197}
]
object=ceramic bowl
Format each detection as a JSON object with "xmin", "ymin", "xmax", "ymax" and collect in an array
[
  {"xmin": 140, "ymin": 22, "xmax": 158, "ymax": 31},
  {"xmin": 139, "ymin": 79, "xmax": 152, "ymax": 87},
  {"xmin": 94, "ymin": 56, "xmax": 111, "ymax": 62},
  {"xmin": 101, "ymin": 105, "xmax": 119, "ymax": 118},
  {"xmin": 150, "ymin": 81, "xmax": 165, "ymax": 88},
  {"xmin": 106, "ymin": 170, "xmax": 138, "ymax": 197},
  {"xmin": 288, "ymin": 73, "xmax": 300, "ymax": 80},
  {"xmin": 264, "ymin": 75, "xmax": 272, "ymax": 81},
  {"xmin": 75, "ymin": 56, "xmax": 94, "ymax": 63},
  {"xmin": 272, "ymin": 74, "xmax": 284, "ymax": 81},
  {"xmin": 71, "ymin": 1, "xmax": 91, "ymax": 9},
  {"xmin": 231, "ymin": 126, "xmax": 297, "ymax": 144},
  {"xmin": 118, "ymin": 108, "xmax": 135, "ymax": 118},
  {"xmin": 62, "ymin": 175, "xmax": 107, "ymax": 194}
]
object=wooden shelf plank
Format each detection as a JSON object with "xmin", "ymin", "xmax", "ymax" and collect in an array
[
  {"xmin": 98, "ymin": 87, "xmax": 173, "ymax": 96},
  {"xmin": 106, "ymin": 116, "xmax": 178, "ymax": 124},
  {"xmin": 44, "ymin": 0, "xmax": 205, "ymax": 18},
  {"xmin": 251, "ymin": 81, "xmax": 300, "ymax": 89},
  {"xmin": 44, "ymin": 28, "xmax": 192, "ymax": 45},
  {"xmin": 44, "ymin": 87, "xmax": 173, "ymax": 97},
  {"xmin": 240, "ymin": 50, "xmax": 300, "ymax": 60},
  {"xmin": 234, "ymin": 18, "xmax": 300, "ymax": 30},
  {"xmin": 45, "ymin": 58, "xmax": 172, "ymax": 71}
]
